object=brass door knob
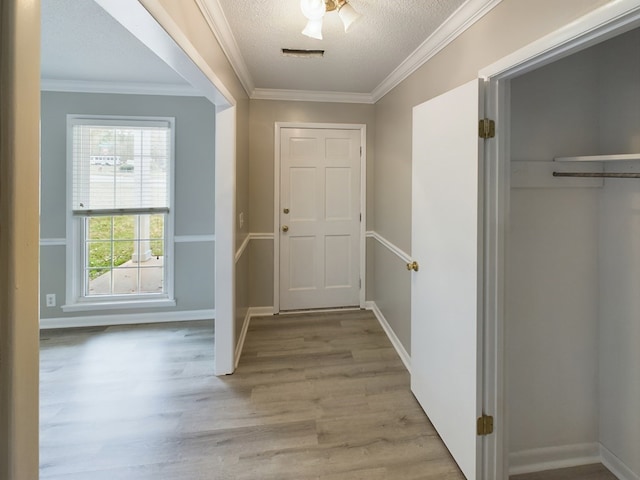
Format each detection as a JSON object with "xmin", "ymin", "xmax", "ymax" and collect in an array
[
  {"xmin": 406, "ymin": 261, "xmax": 419, "ymax": 272},
  {"xmin": 282, "ymin": 225, "xmax": 289, "ymax": 232}
]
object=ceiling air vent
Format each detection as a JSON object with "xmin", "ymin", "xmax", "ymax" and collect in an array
[{"xmin": 281, "ymin": 48, "xmax": 325, "ymax": 58}]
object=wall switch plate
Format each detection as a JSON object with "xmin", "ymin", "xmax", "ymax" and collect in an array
[{"xmin": 45, "ymin": 294, "xmax": 56, "ymax": 307}]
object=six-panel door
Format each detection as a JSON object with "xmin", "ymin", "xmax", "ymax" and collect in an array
[{"xmin": 279, "ymin": 128, "xmax": 361, "ymax": 311}]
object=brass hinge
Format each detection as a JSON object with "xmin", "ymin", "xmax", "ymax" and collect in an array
[
  {"xmin": 477, "ymin": 414, "xmax": 494, "ymax": 436},
  {"xmin": 479, "ymin": 118, "xmax": 495, "ymax": 139}
]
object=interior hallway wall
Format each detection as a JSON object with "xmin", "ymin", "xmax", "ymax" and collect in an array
[
  {"xmin": 507, "ymin": 48, "xmax": 601, "ymax": 455},
  {"xmin": 140, "ymin": 0, "xmax": 251, "ymax": 349},
  {"xmin": 235, "ymin": 96, "xmax": 251, "ymax": 343},
  {"xmin": 248, "ymin": 99, "xmax": 375, "ymax": 308},
  {"xmin": 0, "ymin": 0, "xmax": 41, "ymax": 477},
  {"xmin": 40, "ymin": 92, "xmax": 217, "ymax": 319},
  {"xmin": 372, "ymin": 0, "xmax": 611, "ymax": 355},
  {"xmin": 596, "ymin": 28, "xmax": 640, "ymax": 476}
]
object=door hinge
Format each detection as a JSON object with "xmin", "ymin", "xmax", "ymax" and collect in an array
[
  {"xmin": 359, "ymin": 213, "xmax": 362, "ymax": 222},
  {"xmin": 479, "ymin": 118, "xmax": 495, "ymax": 139},
  {"xmin": 360, "ymin": 146, "xmax": 362, "ymax": 156},
  {"xmin": 477, "ymin": 414, "xmax": 494, "ymax": 436},
  {"xmin": 359, "ymin": 278, "xmax": 361, "ymax": 289}
]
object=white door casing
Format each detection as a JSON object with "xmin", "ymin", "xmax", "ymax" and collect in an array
[
  {"xmin": 479, "ymin": 4, "xmax": 640, "ymax": 478},
  {"xmin": 411, "ymin": 78, "xmax": 485, "ymax": 480},
  {"xmin": 276, "ymin": 125, "xmax": 363, "ymax": 311},
  {"xmin": 76, "ymin": 0, "xmax": 237, "ymax": 375}
]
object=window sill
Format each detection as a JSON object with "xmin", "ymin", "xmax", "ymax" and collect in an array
[{"xmin": 61, "ymin": 298, "xmax": 176, "ymax": 313}]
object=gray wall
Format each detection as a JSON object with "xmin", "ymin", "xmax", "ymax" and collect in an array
[
  {"xmin": 596, "ymin": 29, "xmax": 640, "ymax": 476},
  {"xmin": 242, "ymin": 0, "xmax": 613, "ymax": 354},
  {"xmin": 139, "ymin": 0, "xmax": 253, "ymax": 350},
  {"xmin": 235, "ymin": 95, "xmax": 251, "ymax": 345},
  {"xmin": 248, "ymin": 99, "xmax": 375, "ymax": 308},
  {"xmin": 508, "ymin": 47, "xmax": 601, "ymax": 454},
  {"xmin": 371, "ymin": 0, "xmax": 611, "ymax": 355},
  {"xmin": 235, "ymin": 246, "xmax": 250, "ymax": 345},
  {"xmin": 40, "ymin": 91, "xmax": 216, "ymax": 318},
  {"xmin": 507, "ymin": 28, "xmax": 640, "ymax": 475}
]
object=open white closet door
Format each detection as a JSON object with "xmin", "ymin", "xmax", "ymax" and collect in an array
[{"xmin": 411, "ymin": 78, "xmax": 485, "ymax": 480}]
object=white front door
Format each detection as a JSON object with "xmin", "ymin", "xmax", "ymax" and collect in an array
[
  {"xmin": 279, "ymin": 127, "xmax": 361, "ymax": 311},
  {"xmin": 411, "ymin": 79, "xmax": 485, "ymax": 479}
]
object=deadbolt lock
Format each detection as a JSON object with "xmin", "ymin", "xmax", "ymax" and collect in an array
[
  {"xmin": 282, "ymin": 225, "xmax": 289, "ymax": 233},
  {"xmin": 283, "ymin": 208, "xmax": 290, "ymax": 214}
]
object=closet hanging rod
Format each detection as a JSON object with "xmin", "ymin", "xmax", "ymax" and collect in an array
[{"xmin": 553, "ymin": 172, "xmax": 640, "ymax": 179}]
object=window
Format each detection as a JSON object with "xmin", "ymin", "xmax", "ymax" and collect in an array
[{"xmin": 64, "ymin": 115, "xmax": 175, "ymax": 311}]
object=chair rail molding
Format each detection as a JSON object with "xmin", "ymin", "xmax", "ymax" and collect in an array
[{"xmin": 367, "ymin": 230, "xmax": 413, "ymax": 264}]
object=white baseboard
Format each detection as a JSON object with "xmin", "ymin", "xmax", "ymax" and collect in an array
[
  {"xmin": 235, "ymin": 308, "xmax": 252, "ymax": 368},
  {"xmin": 366, "ymin": 301, "xmax": 411, "ymax": 373},
  {"xmin": 278, "ymin": 306, "xmax": 362, "ymax": 315},
  {"xmin": 234, "ymin": 304, "xmax": 411, "ymax": 372},
  {"xmin": 508, "ymin": 443, "xmax": 601, "ymax": 475},
  {"xmin": 248, "ymin": 306, "xmax": 275, "ymax": 317},
  {"xmin": 601, "ymin": 444, "xmax": 639, "ymax": 480},
  {"xmin": 40, "ymin": 309, "xmax": 216, "ymax": 329},
  {"xmin": 233, "ymin": 306, "xmax": 275, "ymax": 368}
]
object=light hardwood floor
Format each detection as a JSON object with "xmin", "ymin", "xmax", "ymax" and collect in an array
[
  {"xmin": 40, "ymin": 311, "xmax": 618, "ymax": 479},
  {"xmin": 40, "ymin": 311, "xmax": 463, "ymax": 479}
]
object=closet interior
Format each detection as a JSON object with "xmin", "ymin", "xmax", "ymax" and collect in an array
[{"xmin": 507, "ymin": 27, "xmax": 640, "ymax": 479}]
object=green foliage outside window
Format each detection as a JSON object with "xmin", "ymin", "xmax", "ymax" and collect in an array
[{"xmin": 87, "ymin": 215, "xmax": 164, "ymax": 280}]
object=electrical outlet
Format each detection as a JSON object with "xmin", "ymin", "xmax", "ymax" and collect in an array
[
  {"xmin": 239, "ymin": 212, "xmax": 244, "ymax": 229},
  {"xmin": 45, "ymin": 294, "xmax": 56, "ymax": 307}
]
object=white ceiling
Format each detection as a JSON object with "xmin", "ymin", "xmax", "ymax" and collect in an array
[
  {"xmin": 41, "ymin": 0, "xmax": 500, "ymax": 101},
  {"xmin": 212, "ymin": 0, "xmax": 466, "ymax": 94},
  {"xmin": 41, "ymin": 0, "xmax": 193, "ymax": 92}
]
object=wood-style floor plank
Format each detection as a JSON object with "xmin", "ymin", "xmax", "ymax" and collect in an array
[
  {"xmin": 40, "ymin": 312, "xmax": 464, "ymax": 479},
  {"xmin": 40, "ymin": 311, "xmax": 616, "ymax": 479}
]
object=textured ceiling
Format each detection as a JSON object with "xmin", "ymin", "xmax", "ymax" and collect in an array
[
  {"xmin": 215, "ymin": 0, "xmax": 467, "ymax": 93},
  {"xmin": 41, "ymin": 0, "xmax": 190, "ymax": 87},
  {"xmin": 41, "ymin": 0, "xmax": 481, "ymax": 98}
]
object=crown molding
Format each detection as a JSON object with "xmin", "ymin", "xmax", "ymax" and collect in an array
[
  {"xmin": 190, "ymin": 0, "xmax": 500, "ymax": 104},
  {"xmin": 371, "ymin": 0, "xmax": 503, "ymax": 102},
  {"xmin": 40, "ymin": 78, "xmax": 202, "ymax": 97},
  {"xmin": 196, "ymin": 0, "xmax": 254, "ymax": 97},
  {"xmin": 480, "ymin": 0, "xmax": 640, "ymax": 79},
  {"xmin": 252, "ymin": 88, "xmax": 374, "ymax": 104}
]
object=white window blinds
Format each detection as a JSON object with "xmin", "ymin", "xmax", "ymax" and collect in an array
[{"xmin": 71, "ymin": 118, "xmax": 172, "ymax": 215}]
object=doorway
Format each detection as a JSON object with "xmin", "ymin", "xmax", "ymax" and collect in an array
[
  {"xmin": 482, "ymin": 4, "xmax": 640, "ymax": 479},
  {"xmin": 273, "ymin": 123, "xmax": 366, "ymax": 312},
  {"xmin": 39, "ymin": 0, "xmax": 237, "ymax": 375}
]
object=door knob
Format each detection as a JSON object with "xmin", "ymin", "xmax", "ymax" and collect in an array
[
  {"xmin": 282, "ymin": 225, "xmax": 289, "ymax": 233},
  {"xmin": 406, "ymin": 261, "xmax": 419, "ymax": 272}
]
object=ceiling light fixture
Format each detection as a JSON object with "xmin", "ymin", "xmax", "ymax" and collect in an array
[{"xmin": 300, "ymin": 0, "xmax": 361, "ymax": 40}]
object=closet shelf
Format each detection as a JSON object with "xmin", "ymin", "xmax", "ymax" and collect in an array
[
  {"xmin": 554, "ymin": 153, "xmax": 640, "ymax": 162},
  {"xmin": 552, "ymin": 154, "xmax": 640, "ymax": 179}
]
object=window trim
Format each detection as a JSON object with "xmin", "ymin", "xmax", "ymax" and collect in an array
[{"xmin": 63, "ymin": 114, "xmax": 176, "ymax": 312}]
